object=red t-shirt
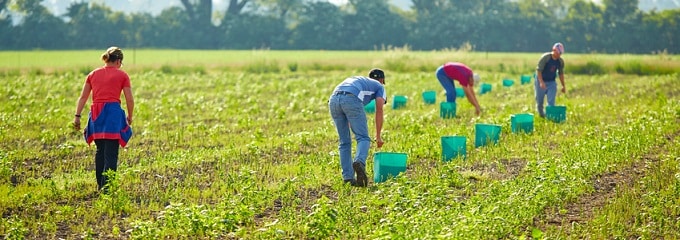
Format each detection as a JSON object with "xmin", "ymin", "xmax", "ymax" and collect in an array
[
  {"xmin": 442, "ymin": 62, "xmax": 473, "ymax": 87},
  {"xmin": 86, "ymin": 66, "xmax": 131, "ymax": 103}
]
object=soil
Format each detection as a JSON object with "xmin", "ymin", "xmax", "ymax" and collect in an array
[
  {"xmin": 529, "ymin": 131, "xmax": 678, "ymax": 237},
  {"xmin": 468, "ymin": 158, "xmax": 527, "ymax": 181}
]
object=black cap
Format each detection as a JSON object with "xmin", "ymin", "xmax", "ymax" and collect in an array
[{"xmin": 368, "ymin": 68, "xmax": 385, "ymax": 80}]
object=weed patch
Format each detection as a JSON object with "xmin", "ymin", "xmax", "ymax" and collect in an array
[{"xmin": 570, "ymin": 61, "xmax": 607, "ymax": 75}]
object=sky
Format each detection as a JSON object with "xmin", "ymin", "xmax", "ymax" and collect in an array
[
  {"xmin": 43, "ymin": 0, "xmax": 218, "ymax": 16},
  {"xmin": 40, "ymin": 0, "xmax": 410, "ymax": 16},
  {"xmin": 38, "ymin": 0, "xmax": 680, "ymax": 17}
]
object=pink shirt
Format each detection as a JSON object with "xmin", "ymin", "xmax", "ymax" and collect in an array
[
  {"xmin": 442, "ymin": 62, "xmax": 473, "ymax": 87},
  {"xmin": 86, "ymin": 66, "xmax": 131, "ymax": 103}
]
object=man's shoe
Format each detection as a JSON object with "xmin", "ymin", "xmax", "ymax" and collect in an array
[{"xmin": 353, "ymin": 162, "xmax": 368, "ymax": 187}]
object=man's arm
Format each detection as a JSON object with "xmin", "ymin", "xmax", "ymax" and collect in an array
[{"xmin": 374, "ymin": 97, "xmax": 384, "ymax": 148}]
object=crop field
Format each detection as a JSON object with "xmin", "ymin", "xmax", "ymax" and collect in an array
[{"xmin": 0, "ymin": 50, "xmax": 679, "ymax": 239}]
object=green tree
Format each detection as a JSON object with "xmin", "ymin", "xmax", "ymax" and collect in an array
[
  {"xmin": 513, "ymin": 0, "xmax": 563, "ymax": 51},
  {"xmin": 343, "ymin": 0, "xmax": 409, "ymax": 50},
  {"xmin": 290, "ymin": 2, "xmax": 345, "ymax": 49},
  {"xmin": 0, "ymin": 0, "xmax": 14, "ymax": 49},
  {"xmin": 408, "ymin": 1, "xmax": 458, "ymax": 50},
  {"xmin": 639, "ymin": 9, "xmax": 680, "ymax": 53},
  {"xmin": 178, "ymin": 0, "xmax": 224, "ymax": 48},
  {"xmin": 258, "ymin": 0, "xmax": 303, "ymax": 20},
  {"xmin": 222, "ymin": 13, "xmax": 288, "ymax": 49},
  {"xmin": 155, "ymin": 6, "xmax": 194, "ymax": 48},
  {"xmin": 517, "ymin": 0, "xmax": 555, "ymax": 19},
  {"xmin": 449, "ymin": 0, "xmax": 484, "ymax": 13},
  {"xmin": 544, "ymin": 0, "xmax": 575, "ymax": 18},
  {"xmin": 122, "ymin": 12, "xmax": 156, "ymax": 49},
  {"xmin": 603, "ymin": 0, "xmax": 638, "ymax": 22},
  {"xmin": 602, "ymin": 0, "xmax": 641, "ymax": 52},
  {"xmin": 65, "ymin": 3, "xmax": 120, "ymax": 49},
  {"xmin": 561, "ymin": 0, "xmax": 605, "ymax": 52},
  {"xmin": 13, "ymin": 0, "xmax": 68, "ymax": 49},
  {"xmin": 475, "ymin": 1, "xmax": 525, "ymax": 52},
  {"xmin": 411, "ymin": 0, "xmax": 449, "ymax": 15}
]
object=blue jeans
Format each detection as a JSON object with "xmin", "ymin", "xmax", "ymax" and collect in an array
[
  {"xmin": 534, "ymin": 74, "xmax": 557, "ymax": 117},
  {"xmin": 436, "ymin": 66, "xmax": 457, "ymax": 102},
  {"xmin": 329, "ymin": 93, "xmax": 370, "ymax": 181}
]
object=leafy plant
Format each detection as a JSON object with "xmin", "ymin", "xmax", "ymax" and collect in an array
[
  {"xmin": 305, "ymin": 196, "xmax": 338, "ymax": 239},
  {"xmin": 0, "ymin": 51, "xmax": 679, "ymax": 239}
]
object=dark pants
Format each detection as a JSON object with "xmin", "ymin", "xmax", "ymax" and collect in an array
[{"xmin": 94, "ymin": 139, "xmax": 119, "ymax": 191}]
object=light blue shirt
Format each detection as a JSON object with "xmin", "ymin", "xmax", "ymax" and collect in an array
[{"xmin": 333, "ymin": 76, "xmax": 386, "ymax": 106}]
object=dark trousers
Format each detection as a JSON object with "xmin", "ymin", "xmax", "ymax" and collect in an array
[{"xmin": 94, "ymin": 139, "xmax": 119, "ymax": 190}]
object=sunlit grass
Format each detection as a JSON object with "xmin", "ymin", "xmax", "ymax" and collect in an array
[{"xmin": 0, "ymin": 50, "xmax": 678, "ymax": 239}]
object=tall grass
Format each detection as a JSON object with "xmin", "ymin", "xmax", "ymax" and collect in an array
[{"xmin": 2, "ymin": 50, "xmax": 679, "ymax": 75}]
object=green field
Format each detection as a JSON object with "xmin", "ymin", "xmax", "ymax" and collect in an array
[{"xmin": 0, "ymin": 50, "xmax": 679, "ymax": 239}]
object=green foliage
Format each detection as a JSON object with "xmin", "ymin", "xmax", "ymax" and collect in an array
[
  {"xmin": 129, "ymin": 220, "xmax": 161, "ymax": 239},
  {"xmin": 159, "ymin": 64, "xmax": 206, "ymax": 75},
  {"xmin": 2, "ymin": 0, "xmax": 680, "ymax": 53},
  {"xmin": 95, "ymin": 171, "xmax": 131, "ymax": 216},
  {"xmin": 287, "ymin": 62, "xmax": 298, "ymax": 72},
  {"xmin": 0, "ymin": 150, "xmax": 11, "ymax": 181},
  {"xmin": 128, "ymin": 199, "xmax": 257, "ymax": 239},
  {"xmin": 614, "ymin": 60, "xmax": 677, "ymax": 75},
  {"xmin": 244, "ymin": 60, "xmax": 281, "ymax": 74},
  {"xmin": 0, "ymin": 216, "xmax": 28, "ymax": 240},
  {"xmin": 0, "ymin": 69, "xmax": 21, "ymax": 77},
  {"xmin": 73, "ymin": 67, "xmax": 88, "ymax": 76},
  {"xmin": 1, "ymin": 51, "xmax": 679, "ymax": 239},
  {"xmin": 304, "ymin": 196, "xmax": 338, "ymax": 239},
  {"xmin": 301, "ymin": 62, "xmax": 346, "ymax": 71},
  {"xmin": 551, "ymin": 135, "xmax": 680, "ymax": 239},
  {"xmin": 570, "ymin": 61, "xmax": 607, "ymax": 75}
]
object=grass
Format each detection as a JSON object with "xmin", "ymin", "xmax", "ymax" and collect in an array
[
  {"xmin": 0, "ymin": 50, "xmax": 678, "ymax": 239},
  {"xmin": 1, "ymin": 49, "xmax": 679, "ymax": 76}
]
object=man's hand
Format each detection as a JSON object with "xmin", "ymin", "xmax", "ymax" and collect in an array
[
  {"xmin": 561, "ymin": 86, "xmax": 566, "ymax": 94},
  {"xmin": 539, "ymin": 81, "xmax": 546, "ymax": 90},
  {"xmin": 375, "ymin": 137, "xmax": 384, "ymax": 148}
]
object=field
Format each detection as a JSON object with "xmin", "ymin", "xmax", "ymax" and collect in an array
[{"xmin": 0, "ymin": 50, "xmax": 679, "ymax": 239}]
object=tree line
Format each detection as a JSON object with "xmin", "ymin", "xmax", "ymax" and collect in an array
[{"xmin": 0, "ymin": 0, "xmax": 678, "ymax": 53}]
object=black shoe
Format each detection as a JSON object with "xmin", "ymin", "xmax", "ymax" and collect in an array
[
  {"xmin": 353, "ymin": 162, "xmax": 368, "ymax": 187},
  {"xmin": 344, "ymin": 179, "xmax": 359, "ymax": 187}
]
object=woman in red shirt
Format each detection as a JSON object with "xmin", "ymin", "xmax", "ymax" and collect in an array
[
  {"xmin": 73, "ymin": 46, "xmax": 134, "ymax": 192},
  {"xmin": 436, "ymin": 62, "xmax": 482, "ymax": 116}
]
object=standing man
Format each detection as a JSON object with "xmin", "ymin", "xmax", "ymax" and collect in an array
[
  {"xmin": 435, "ymin": 62, "xmax": 483, "ymax": 116},
  {"xmin": 535, "ymin": 42, "xmax": 566, "ymax": 118},
  {"xmin": 329, "ymin": 69, "xmax": 386, "ymax": 187}
]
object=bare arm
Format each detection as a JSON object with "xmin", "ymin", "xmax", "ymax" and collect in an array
[
  {"xmin": 123, "ymin": 86, "xmax": 134, "ymax": 125},
  {"xmin": 73, "ymin": 83, "xmax": 91, "ymax": 130},
  {"xmin": 462, "ymin": 84, "xmax": 481, "ymax": 116},
  {"xmin": 559, "ymin": 72, "xmax": 566, "ymax": 93},
  {"xmin": 374, "ymin": 97, "xmax": 385, "ymax": 148},
  {"xmin": 537, "ymin": 72, "xmax": 547, "ymax": 89},
  {"xmin": 558, "ymin": 58, "xmax": 566, "ymax": 93}
]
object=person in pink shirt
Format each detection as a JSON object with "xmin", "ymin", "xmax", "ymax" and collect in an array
[
  {"xmin": 435, "ymin": 62, "xmax": 482, "ymax": 116},
  {"xmin": 73, "ymin": 46, "xmax": 134, "ymax": 193}
]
